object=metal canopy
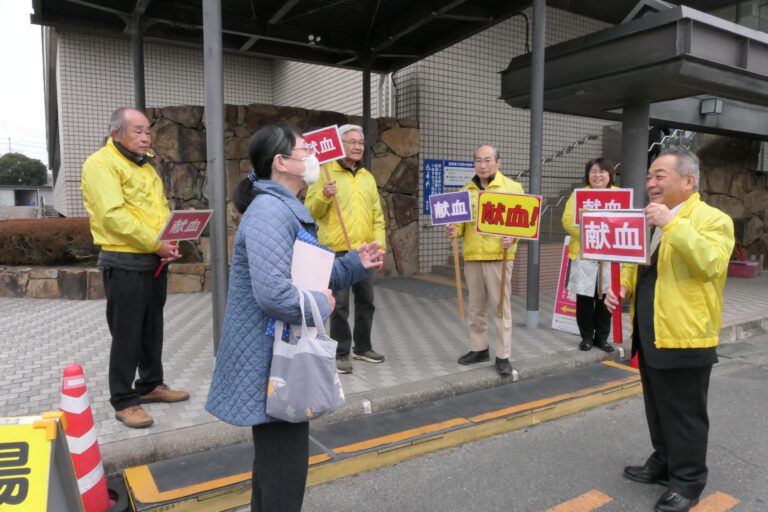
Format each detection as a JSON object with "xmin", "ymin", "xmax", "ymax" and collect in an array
[
  {"xmin": 31, "ymin": 0, "xmax": 532, "ymax": 73},
  {"xmin": 501, "ymin": 5, "xmax": 768, "ymax": 139}
]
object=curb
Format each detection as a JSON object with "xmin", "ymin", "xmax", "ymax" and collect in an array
[
  {"xmin": 100, "ymin": 348, "xmax": 617, "ymax": 474},
  {"xmin": 100, "ymin": 316, "xmax": 768, "ymax": 474}
]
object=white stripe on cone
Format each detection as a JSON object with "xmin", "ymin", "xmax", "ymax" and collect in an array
[
  {"xmin": 66, "ymin": 426, "xmax": 98, "ymax": 455},
  {"xmin": 61, "ymin": 392, "xmax": 90, "ymax": 415},
  {"xmin": 77, "ymin": 461, "xmax": 105, "ymax": 494}
]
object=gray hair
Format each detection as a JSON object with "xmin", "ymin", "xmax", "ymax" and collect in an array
[
  {"xmin": 656, "ymin": 147, "xmax": 700, "ymax": 191},
  {"xmin": 109, "ymin": 107, "xmax": 133, "ymax": 136},
  {"xmin": 339, "ymin": 124, "xmax": 364, "ymax": 140},
  {"xmin": 475, "ymin": 144, "xmax": 500, "ymax": 161}
]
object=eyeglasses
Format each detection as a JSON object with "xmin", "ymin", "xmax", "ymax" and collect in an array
[
  {"xmin": 290, "ymin": 146, "xmax": 312, "ymax": 155},
  {"xmin": 342, "ymin": 139, "xmax": 365, "ymax": 146}
]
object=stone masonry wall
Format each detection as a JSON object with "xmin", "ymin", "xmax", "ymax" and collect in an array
[
  {"xmin": 697, "ymin": 135, "xmax": 768, "ymax": 267},
  {"xmin": 145, "ymin": 104, "xmax": 420, "ymax": 276}
]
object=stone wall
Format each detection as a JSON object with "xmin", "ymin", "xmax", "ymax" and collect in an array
[
  {"xmin": 698, "ymin": 136, "xmax": 768, "ymax": 267},
  {"xmin": 145, "ymin": 104, "xmax": 420, "ymax": 275},
  {"xmin": 0, "ymin": 264, "xmax": 211, "ymax": 300}
]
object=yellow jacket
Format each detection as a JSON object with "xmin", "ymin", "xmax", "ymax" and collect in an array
[
  {"xmin": 455, "ymin": 172, "xmax": 525, "ymax": 261},
  {"xmin": 305, "ymin": 160, "xmax": 386, "ymax": 252},
  {"xmin": 561, "ymin": 185, "xmax": 619, "ymax": 260},
  {"xmin": 81, "ymin": 139, "xmax": 170, "ymax": 253},
  {"xmin": 621, "ymin": 193, "xmax": 734, "ymax": 349}
]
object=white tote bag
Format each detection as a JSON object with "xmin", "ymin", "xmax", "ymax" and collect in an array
[{"xmin": 266, "ymin": 290, "xmax": 345, "ymax": 423}]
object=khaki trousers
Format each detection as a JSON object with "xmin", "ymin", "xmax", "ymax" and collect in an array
[{"xmin": 464, "ymin": 260, "xmax": 513, "ymax": 360}]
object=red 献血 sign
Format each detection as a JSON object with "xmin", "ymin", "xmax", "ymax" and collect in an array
[
  {"xmin": 158, "ymin": 210, "xmax": 213, "ymax": 242},
  {"xmin": 579, "ymin": 209, "xmax": 648, "ymax": 264},
  {"xmin": 573, "ymin": 188, "xmax": 633, "ymax": 226},
  {"xmin": 303, "ymin": 125, "xmax": 346, "ymax": 165}
]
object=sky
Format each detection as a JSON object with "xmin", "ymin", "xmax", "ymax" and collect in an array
[{"xmin": 0, "ymin": 2, "xmax": 48, "ymax": 167}]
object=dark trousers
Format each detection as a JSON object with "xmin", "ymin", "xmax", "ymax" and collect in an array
[
  {"xmin": 639, "ymin": 356, "xmax": 712, "ymax": 499},
  {"xmin": 251, "ymin": 421, "xmax": 309, "ymax": 512},
  {"xmin": 331, "ymin": 267, "xmax": 375, "ymax": 358},
  {"xmin": 103, "ymin": 267, "xmax": 167, "ymax": 411},
  {"xmin": 576, "ymin": 292, "xmax": 612, "ymax": 344}
]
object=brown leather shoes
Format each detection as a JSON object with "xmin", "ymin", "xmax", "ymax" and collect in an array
[
  {"xmin": 115, "ymin": 405, "xmax": 154, "ymax": 428},
  {"xmin": 140, "ymin": 384, "xmax": 190, "ymax": 404}
]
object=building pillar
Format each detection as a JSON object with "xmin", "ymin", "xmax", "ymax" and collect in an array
[
  {"xmin": 131, "ymin": 14, "xmax": 145, "ymax": 111},
  {"xmin": 526, "ymin": 0, "xmax": 546, "ymax": 329},
  {"xmin": 362, "ymin": 58, "xmax": 373, "ymax": 169},
  {"xmin": 203, "ymin": 0, "xmax": 227, "ymax": 352},
  {"xmin": 621, "ymin": 98, "xmax": 650, "ymax": 208}
]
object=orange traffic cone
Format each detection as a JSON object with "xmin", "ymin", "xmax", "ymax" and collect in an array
[{"xmin": 60, "ymin": 363, "xmax": 111, "ymax": 511}]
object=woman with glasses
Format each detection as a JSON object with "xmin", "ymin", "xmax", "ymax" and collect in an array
[
  {"xmin": 561, "ymin": 158, "xmax": 617, "ymax": 352},
  {"xmin": 206, "ymin": 124, "xmax": 384, "ymax": 511}
]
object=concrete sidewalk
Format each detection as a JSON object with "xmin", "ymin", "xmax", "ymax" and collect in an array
[{"xmin": 1, "ymin": 272, "xmax": 766, "ymax": 472}]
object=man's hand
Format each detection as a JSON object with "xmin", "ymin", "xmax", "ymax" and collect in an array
[
  {"xmin": 446, "ymin": 224, "xmax": 457, "ymax": 239},
  {"xmin": 644, "ymin": 203, "xmax": 674, "ymax": 229},
  {"xmin": 357, "ymin": 242, "xmax": 384, "ymax": 271},
  {"xmin": 502, "ymin": 236, "xmax": 514, "ymax": 249},
  {"xmin": 156, "ymin": 241, "xmax": 181, "ymax": 262},
  {"xmin": 323, "ymin": 180, "xmax": 337, "ymax": 198},
  {"xmin": 604, "ymin": 285, "xmax": 627, "ymax": 313},
  {"xmin": 321, "ymin": 289, "xmax": 336, "ymax": 312}
]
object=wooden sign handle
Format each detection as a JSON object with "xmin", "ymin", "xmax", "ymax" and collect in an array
[
  {"xmin": 497, "ymin": 247, "xmax": 509, "ymax": 318},
  {"xmin": 323, "ymin": 167, "xmax": 353, "ymax": 252},
  {"xmin": 452, "ymin": 236, "xmax": 464, "ymax": 320}
]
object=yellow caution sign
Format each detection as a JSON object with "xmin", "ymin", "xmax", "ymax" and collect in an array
[
  {"xmin": 0, "ymin": 414, "xmax": 83, "ymax": 511},
  {"xmin": 475, "ymin": 191, "xmax": 542, "ymax": 239}
]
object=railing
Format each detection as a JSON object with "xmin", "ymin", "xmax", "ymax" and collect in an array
[{"xmin": 515, "ymin": 134, "xmax": 600, "ymax": 180}]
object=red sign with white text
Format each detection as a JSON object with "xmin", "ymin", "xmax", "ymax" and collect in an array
[
  {"xmin": 157, "ymin": 210, "xmax": 213, "ymax": 242},
  {"xmin": 573, "ymin": 188, "xmax": 633, "ymax": 225},
  {"xmin": 580, "ymin": 210, "xmax": 648, "ymax": 264},
  {"xmin": 303, "ymin": 125, "xmax": 346, "ymax": 165}
]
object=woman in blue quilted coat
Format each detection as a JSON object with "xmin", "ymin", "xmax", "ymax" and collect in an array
[{"xmin": 206, "ymin": 124, "xmax": 383, "ymax": 511}]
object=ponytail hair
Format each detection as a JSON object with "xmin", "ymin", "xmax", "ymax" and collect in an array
[{"xmin": 231, "ymin": 124, "xmax": 300, "ymax": 213}]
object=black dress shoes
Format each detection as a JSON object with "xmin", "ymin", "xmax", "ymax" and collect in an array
[
  {"xmin": 654, "ymin": 491, "xmax": 699, "ymax": 512},
  {"xmin": 596, "ymin": 341, "xmax": 615, "ymax": 353},
  {"xmin": 623, "ymin": 465, "xmax": 669, "ymax": 485},
  {"xmin": 457, "ymin": 348, "xmax": 490, "ymax": 365},
  {"xmin": 495, "ymin": 357, "xmax": 513, "ymax": 376},
  {"xmin": 579, "ymin": 340, "xmax": 592, "ymax": 351}
]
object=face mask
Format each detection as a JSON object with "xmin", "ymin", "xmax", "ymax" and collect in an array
[{"xmin": 302, "ymin": 155, "xmax": 321, "ymax": 185}]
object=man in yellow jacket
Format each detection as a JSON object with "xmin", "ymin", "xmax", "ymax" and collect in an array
[
  {"xmin": 446, "ymin": 145, "xmax": 524, "ymax": 376},
  {"xmin": 605, "ymin": 149, "xmax": 734, "ymax": 512},
  {"xmin": 81, "ymin": 108, "xmax": 187, "ymax": 429},
  {"xmin": 305, "ymin": 124, "xmax": 386, "ymax": 374}
]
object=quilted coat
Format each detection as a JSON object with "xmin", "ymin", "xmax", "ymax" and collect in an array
[{"xmin": 205, "ymin": 179, "xmax": 367, "ymax": 426}]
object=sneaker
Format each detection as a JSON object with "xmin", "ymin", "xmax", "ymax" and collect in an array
[
  {"xmin": 115, "ymin": 405, "xmax": 153, "ymax": 428},
  {"xmin": 140, "ymin": 384, "xmax": 190, "ymax": 404},
  {"xmin": 495, "ymin": 357, "xmax": 513, "ymax": 376},
  {"xmin": 353, "ymin": 349, "xmax": 385, "ymax": 363},
  {"xmin": 457, "ymin": 348, "xmax": 490, "ymax": 365},
  {"xmin": 336, "ymin": 357, "xmax": 353, "ymax": 374}
]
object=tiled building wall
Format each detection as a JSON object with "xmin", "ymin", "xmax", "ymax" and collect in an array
[
  {"xmin": 54, "ymin": 32, "xmax": 273, "ymax": 216},
  {"xmin": 272, "ymin": 61, "xmax": 391, "ymax": 117}
]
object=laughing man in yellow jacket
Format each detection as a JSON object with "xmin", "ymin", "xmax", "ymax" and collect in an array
[
  {"xmin": 305, "ymin": 124, "xmax": 386, "ymax": 374},
  {"xmin": 605, "ymin": 149, "xmax": 734, "ymax": 512},
  {"xmin": 81, "ymin": 108, "xmax": 188, "ymax": 430},
  {"xmin": 446, "ymin": 144, "xmax": 524, "ymax": 376}
]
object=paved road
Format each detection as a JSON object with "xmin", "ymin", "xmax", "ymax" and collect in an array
[{"xmin": 303, "ymin": 334, "xmax": 768, "ymax": 512}]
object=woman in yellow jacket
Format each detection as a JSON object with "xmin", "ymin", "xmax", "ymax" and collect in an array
[
  {"xmin": 446, "ymin": 145, "xmax": 524, "ymax": 376},
  {"xmin": 561, "ymin": 158, "xmax": 617, "ymax": 352}
]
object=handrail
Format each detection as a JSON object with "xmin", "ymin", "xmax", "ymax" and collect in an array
[{"xmin": 515, "ymin": 134, "xmax": 600, "ymax": 180}]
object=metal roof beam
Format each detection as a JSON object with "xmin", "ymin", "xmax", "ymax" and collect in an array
[
  {"xmin": 268, "ymin": 0, "xmax": 301, "ymax": 24},
  {"xmin": 371, "ymin": 0, "xmax": 469, "ymax": 53}
]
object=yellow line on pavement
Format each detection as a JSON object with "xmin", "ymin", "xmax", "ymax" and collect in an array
[
  {"xmin": 332, "ymin": 417, "xmax": 471, "ymax": 454},
  {"xmin": 692, "ymin": 491, "xmax": 740, "ymax": 511},
  {"xmin": 601, "ymin": 360, "xmax": 639, "ymax": 374},
  {"xmin": 545, "ymin": 490, "xmax": 613, "ymax": 512}
]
